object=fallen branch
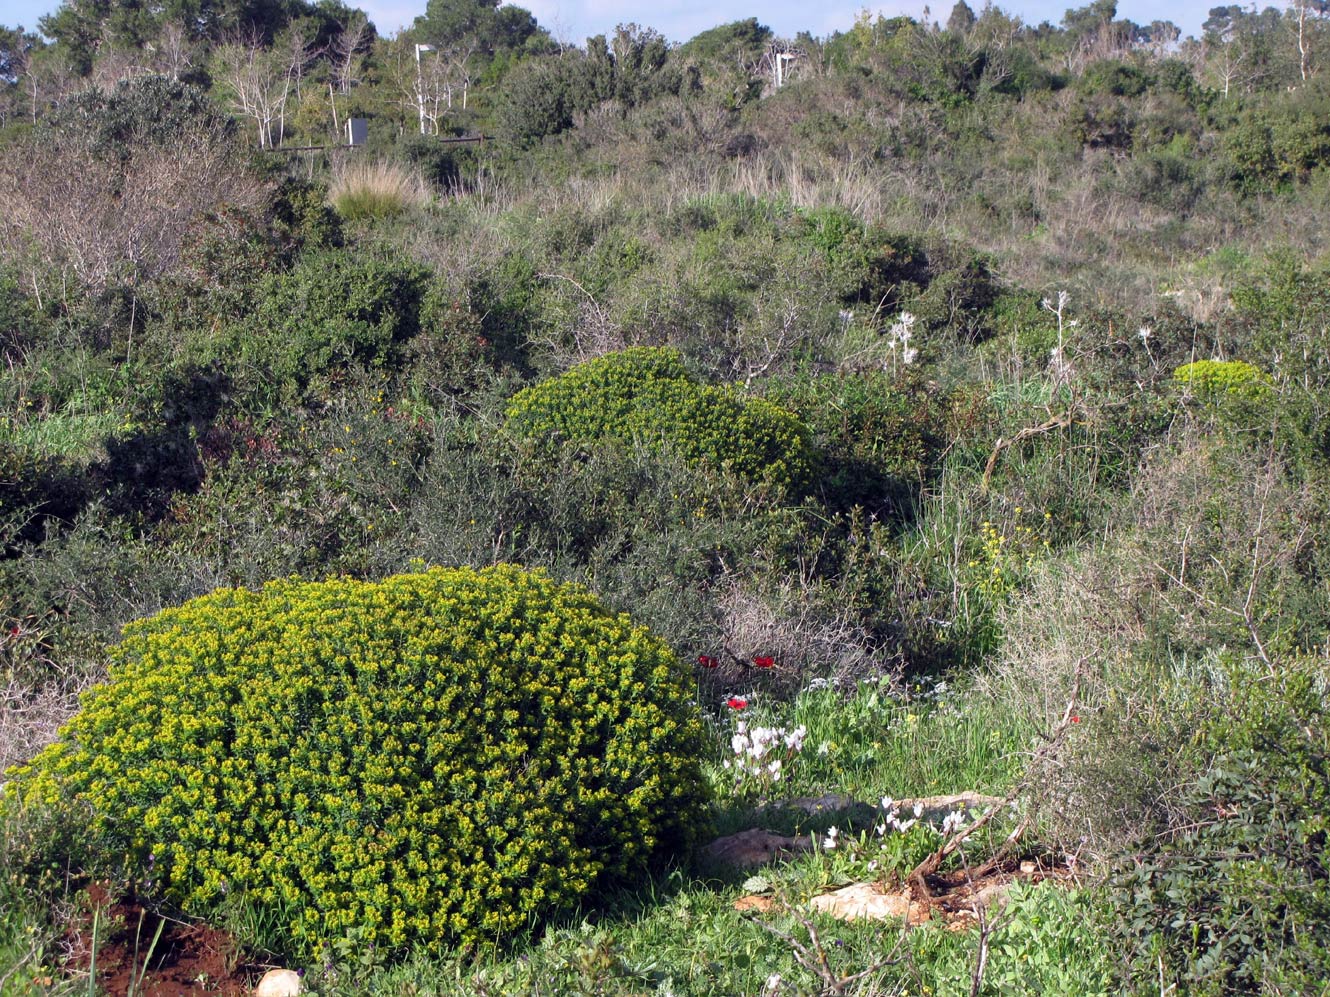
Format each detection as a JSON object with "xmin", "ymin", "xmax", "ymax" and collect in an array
[
  {"xmin": 758, "ymin": 901, "xmax": 907, "ymax": 996},
  {"xmin": 981, "ymin": 410, "xmax": 1075, "ymax": 492},
  {"xmin": 908, "ymin": 662, "xmax": 1085, "ymax": 896}
]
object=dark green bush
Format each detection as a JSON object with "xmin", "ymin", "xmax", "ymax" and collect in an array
[
  {"xmin": 49, "ymin": 76, "xmax": 231, "ymax": 164},
  {"xmin": 766, "ymin": 370, "xmax": 944, "ymax": 518},
  {"xmin": 0, "ymin": 440, "xmax": 89, "ymax": 546},
  {"xmin": 4, "ymin": 565, "xmax": 710, "ymax": 959},
  {"xmin": 790, "ymin": 208, "xmax": 926, "ymax": 307},
  {"xmin": 213, "ymin": 249, "xmax": 431, "ymax": 404},
  {"xmin": 1076, "ymin": 59, "xmax": 1149, "ymax": 98},
  {"xmin": 1221, "ymin": 83, "xmax": 1330, "ymax": 191},
  {"xmin": 505, "ymin": 347, "xmax": 813, "ymax": 492},
  {"xmin": 1106, "ymin": 656, "xmax": 1330, "ymax": 994},
  {"xmin": 495, "ymin": 56, "xmax": 593, "ymax": 146}
]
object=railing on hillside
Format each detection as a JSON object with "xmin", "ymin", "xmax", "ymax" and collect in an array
[{"xmin": 267, "ymin": 118, "xmax": 490, "ymax": 153}]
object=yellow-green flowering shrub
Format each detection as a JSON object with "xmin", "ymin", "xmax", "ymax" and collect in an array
[
  {"xmin": 4, "ymin": 565, "xmax": 709, "ymax": 959},
  {"xmin": 505, "ymin": 347, "xmax": 813, "ymax": 492},
  {"xmin": 1172, "ymin": 359, "xmax": 1272, "ymax": 402}
]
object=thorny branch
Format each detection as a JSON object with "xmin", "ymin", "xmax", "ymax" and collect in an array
[
  {"xmin": 908, "ymin": 661, "xmax": 1085, "ymax": 895},
  {"xmin": 758, "ymin": 906, "xmax": 907, "ymax": 996}
]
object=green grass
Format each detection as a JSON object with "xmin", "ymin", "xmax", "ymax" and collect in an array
[
  {"xmin": 0, "ymin": 409, "xmax": 122, "ymax": 461},
  {"xmin": 0, "ymin": 890, "xmax": 75, "ymax": 995},
  {"xmin": 296, "ymin": 876, "xmax": 1113, "ymax": 996},
  {"xmin": 700, "ymin": 677, "xmax": 1030, "ymax": 820}
]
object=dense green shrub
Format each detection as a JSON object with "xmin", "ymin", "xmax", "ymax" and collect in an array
[
  {"xmin": 495, "ymin": 56, "xmax": 593, "ymax": 146},
  {"xmin": 1105, "ymin": 656, "xmax": 1330, "ymax": 994},
  {"xmin": 4, "ymin": 565, "xmax": 710, "ymax": 959},
  {"xmin": 1221, "ymin": 83, "xmax": 1330, "ymax": 191},
  {"xmin": 270, "ymin": 176, "xmax": 343, "ymax": 252},
  {"xmin": 766, "ymin": 370, "xmax": 944, "ymax": 518},
  {"xmin": 790, "ymin": 208, "xmax": 926, "ymax": 307},
  {"xmin": 211, "ymin": 249, "xmax": 432, "ymax": 403},
  {"xmin": 49, "ymin": 76, "xmax": 231, "ymax": 163},
  {"xmin": 505, "ymin": 347, "xmax": 813, "ymax": 491},
  {"xmin": 1076, "ymin": 60, "xmax": 1149, "ymax": 98}
]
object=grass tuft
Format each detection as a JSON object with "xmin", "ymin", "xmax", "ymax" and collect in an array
[{"xmin": 328, "ymin": 159, "xmax": 429, "ymax": 222}]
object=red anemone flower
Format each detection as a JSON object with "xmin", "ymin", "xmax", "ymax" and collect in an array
[
  {"xmin": 752, "ymin": 656, "xmax": 775, "ymax": 668},
  {"xmin": 727, "ymin": 696, "xmax": 748, "ymax": 710},
  {"xmin": 1070, "ymin": 715, "xmax": 1081, "ymax": 724},
  {"xmin": 697, "ymin": 655, "xmax": 719, "ymax": 668}
]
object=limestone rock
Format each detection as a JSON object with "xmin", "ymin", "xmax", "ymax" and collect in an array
[
  {"xmin": 734, "ymin": 893, "xmax": 779, "ymax": 913},
  {"xmin": 809, "ymin": 882, "xmax": 930, "ymax": 925},
  {"xmin": 255, "ymin": 968, "xmax": 302, "ymax": 997},
  {"xmin": 704, "ymin": 828, "xmax": 813, "ymax": 868}
]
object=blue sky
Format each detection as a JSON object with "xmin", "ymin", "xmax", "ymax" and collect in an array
[{"xmin": 0, "ymin": 0, "xmax": 1218, "ymax": 45}]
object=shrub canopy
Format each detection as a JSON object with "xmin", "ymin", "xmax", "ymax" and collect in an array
[
  {"xmin": 6, "ymin": 565, "xmax": 710, "ymax": 958},
  {"xmin": 505, "ymin": 347, "xmax": 813, "ymax": 491}
]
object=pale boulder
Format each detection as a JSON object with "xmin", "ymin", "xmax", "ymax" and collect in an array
[{"xmin": 255, "ymin": 968, "xmax": 302, "ymax": 997}]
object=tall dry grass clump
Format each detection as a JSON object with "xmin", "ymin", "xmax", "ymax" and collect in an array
[{"xmin": 328, "ymin": 158, "xmax": 429, "ymax": 222}]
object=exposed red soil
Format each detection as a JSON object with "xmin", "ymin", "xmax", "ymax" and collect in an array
[{"xmin": 67, "ymin": 887, "xmax": 270, "ymax": 997}]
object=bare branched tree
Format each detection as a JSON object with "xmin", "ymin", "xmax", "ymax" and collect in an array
[
  {"xmin": 331, "ymin": 14, "xmax": 371, "ymax": 95},
  {"xmin": 152, "ymin": 21, "xmax": 193, "ymax": 81},
  {"xmin": 212, "ymin": 30, "xmax": 313, "ymax": 148},
  {"xmin": 381, "ymin": 38, "xmax": 475, "ymax": 135},
  {"xmin": 0, "ymin": 119, "xmax": 267, "ymax": 295},
  {"xmin": 1288, "ymin": 0, "xmax": 1326, "ymax": 81},
  {"xmin": 21, "ymin": 53, "xmax": 76, "ymax": 126},
  {"xmin": 278, "ymin": 25, "xmax": 319, "ymax": 144}
]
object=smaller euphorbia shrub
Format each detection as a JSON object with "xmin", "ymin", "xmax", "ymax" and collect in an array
[
  {"xmin": 1172, "ymin": 359, "xmax": 1271, "ymax": 403},
  {"xmin": 504, "ymin": 347, "xmax": 813, "ymax": 492},
  {"xmin": 3, "ymin": 565, "xmax": 710, "ymax": 960}
]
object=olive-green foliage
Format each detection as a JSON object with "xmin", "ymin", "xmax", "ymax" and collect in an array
[
  {"xmin": 1105, "ymin": 655, "xmax": 1330, "ymax": 994},
  {"xmin": 1076, "ymin": 59, "xmax": 1149, "ymax": 99},
  {"xmin": 270, "ymin": 176, "xmax": 343, "ymax": 252},
  {"xmin": 790, "ymin": 207, "xmax": 926, "ymax": 307},
  {"xmin": 211, "ymin": 249, "xmax": 431, "ymax": 404},
  {"xmin": 49, "ymin": 76, "xmax": 231, "ymax": 163},
  {"xmin": 505, "ymin": 347, "xmax": 814, "ymax": 492},
  {"xmin": 494, "ymin": 55, "xmax": 595, "ymax": 146},
  {"xmin": 1230, "ymin": 251, "xmax": 1330, "ymax": 394},
  {"xmin": 5, "ymin": 565, "xmax": 711, "ymax": 959},
  {"xmin": 1221, "ymin": 80, "xmax": 1330, "ymax": 191},
  {"xmin": 766, "ymin": 369, "xmax": 945, "ymax": 518}
]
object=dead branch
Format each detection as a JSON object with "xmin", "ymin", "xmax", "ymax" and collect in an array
[
  {"xmin": 981, "ymin": 410, "xmax": 1074, "ymax": 492},
  {"xmin": 758, "ymin": 901, "xmax": 907, "ymax": 996},
  {"xmin": 908, "ymin": 662, "xmax": 1085, "ymax": 896}
]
